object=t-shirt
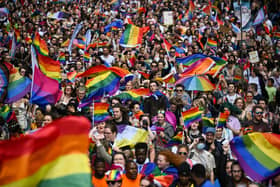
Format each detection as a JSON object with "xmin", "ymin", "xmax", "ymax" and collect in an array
[
  {"xmin": 92, "ymin": 176, "xmax": 108, "ymax": 187},
  {"xmin": 265, "ymin": 86, "xmax": 276, "ymax": 103},
  {"xmin": 121, "ymin": 174, "xmax": 141, "ymax": 187}
]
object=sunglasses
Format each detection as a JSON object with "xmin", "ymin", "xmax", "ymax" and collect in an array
[
  {"xmin": 179, "ymin": 152, "xmax": 187, "ymax": 155},
  {"xmin": 255, "ymin": 111, "xmax": 263, "ymax": 115},
  {"xmin": 175, "ymin": 89, "xmax": 183, "ymax": 92},
  {"xmin": 158, "ymin": 110, "xmax": 165, "ymax": 114}
]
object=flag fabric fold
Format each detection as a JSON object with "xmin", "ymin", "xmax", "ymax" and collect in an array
[
  {"xmin": 0, "ymin": 116, "xmax": 92, "ymax": 187},
  {"xmin": 119, "ymin": 24, "xmax": 149, "ymax": 48}
]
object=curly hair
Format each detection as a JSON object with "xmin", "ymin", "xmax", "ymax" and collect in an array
[{"xmin": 158, "ymin": 150, "xmax": 185, "ymax": 168}]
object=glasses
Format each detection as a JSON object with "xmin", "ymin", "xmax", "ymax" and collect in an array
[
  {"xmin": 178, "ymin": 152, "xmax": 187, "ymax": 155},
  {"xmin": 246, "ymin": 95, "xmax": 253, "ymax": 98},
  {"xmin": 232, "ymin": 170, "xmax": 241, "ymax": 173},
  {"xmin": 255, "ymin": 111, "xmax": 263, "ymax": 115},
  {"xmin": 158, "ymin": 110, "xmax": 165, "ymax": 114},
  {"xmin": 107, "ymin": 181, "xmax": 121, "ymax": 185},
  {"xmin": 175, "ymin": 89, "xmax": 183, "ymax": 92}
]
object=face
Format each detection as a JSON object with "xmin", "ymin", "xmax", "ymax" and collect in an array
[
  {"xmin": 226, "ymin": 161, "xmax": 233, "ymax": 176},
  {"xmin": 113, "ymin": 154, "xmax": 126, "ymax": 167},
  {"xmin": 190, "ymin": 122, "xmax": 199, "ymax": 130},
  {"xmin": 126, "ymin": 162, "xmax": 138, "ymax": 180},
  {"xmin": 135, "ymin": 148, "xmax": 147, "ymax": 164},
  {"xmin": 78, "ymin": 90, "xmax": 86, "ymax": 100},
  {"xmin": 258, "ymin": 100, "xmax": 266, "ymax": 109},
  {"xmin": 157, "ymin": 113, "xmax": 165, "ymax": 125},
  {"xmin": 215, "ymin": 128, "xmax": 223, "ymax": 139},
  {"xmin": 246, "ymin": 93, "xmax": 253, "ymax": 102},
  {"xmin": 43, "ymin": 115, "xmax": 53, "ymax": 125},
  {"xmin": 112, "ymin": 107, "xmax": 122, "ymax": 120},
  {"xmin": 175, "ymin": 86, "xmax": 184, "ymax": 97},
  {"xmin": 228, "ymin": 84, "xmax": 235, "ymax": 93},
  {"xmin": 177, "ymin": 147, "xmax": 188, "ymax": 160},
  {"xmin": 95, "ymin": 162, "xmax": 105, "ymax": 179},
  {"xmin": 96, "ymin": 121, "xmax": 106, "ymax": 134},
  {"xmin": 104, "ymin": 128, "xmax": 115, "ymax": 141},
  {"xmin": 157, "ymin": 154, "xmax": 169, "ymax": 170},
  {"xmin": 140, "ymin": 179, "xmax": 151, "ymax": 187},
  {"xmin": 235, "ymin": 99, "xmax": 244, "ymax": 109},
  {"xmin": 149, "ymin": 82, "xmax": 158, "ymax": 93},
  {"xmin": 125, "ymin": 81, "xmax": 132, "ymax": 91},
  {"xmin": 232, "ymin": 164, "xmax": 242, "ymax": 182},
  {"xmin": 254, "ymin": 108, "xmax": 263, "ymax": 121},
  {"xmin": 133, "ymin": 104, "xmax": 140, "ymax": 113},
  {"xmin": 206, "ymin": 132, "xmax": 214, "ymax": 144}
]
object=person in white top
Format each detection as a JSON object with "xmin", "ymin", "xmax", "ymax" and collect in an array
[
  {"xmin": 224, "ymin": 82, "xmax": 240, "ymax": 105},
  {"xmin": 100, "ymin": 46, "xmax": 115, "ymax": 67}
]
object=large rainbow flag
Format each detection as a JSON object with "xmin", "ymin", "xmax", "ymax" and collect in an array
[
  {"xmin": 165, "ymin": 131, "xmax": 183, "ymax": 147},
  {"xmin": 115, "ymin": 88, "xmax": 150, "ymax": 102},
  {"xmin": 230, "ymin": 133, "xmax": 280, "ymax": 182},
  {"xmin": 182, "ymin": 107, "xmax": 202, "ymax": 128},
  {"xmin": 36, "ymin": 50, "xmax": 61, "ymax": 81},
  {"xmin": 180, "ymin": 57, "xmax": 215, "ymax": 76},
  {"xmin": 94, "ymin": 102, "xmax": 110, "ymax": 124},
  {"xmin": 4, "ymin": 64, "xmax": 31, "ymax": 104},
  {"xmin": 30, "ymin": 46, "xmax": 61, "ymax": 106},
  {"xmin": 119, "ymin": 24, "xmax": 149, "ymax": 47},
  {"xmin": 0, "ymin": 116, "xmax": 92, "ymax": 187},
  {"xmin": 33, "ymin": 32, "xmax": 49, "ymax": 56}
]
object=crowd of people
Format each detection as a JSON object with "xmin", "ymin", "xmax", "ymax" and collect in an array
[{"xmin": 0, "ymin": 0, "xmax": 280, "ymax": 186}]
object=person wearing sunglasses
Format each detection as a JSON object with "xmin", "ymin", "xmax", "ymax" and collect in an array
[
  {"xmin": 173, "ymin": 84, "xmax": 191, "ymax": 109},
  {"xmin": 176, "ymin": 144, "xmax": 195, "ymax": 169},
  {"xmin": 243, "ymin": 105, "xmax": 271, "ymax": 133}
]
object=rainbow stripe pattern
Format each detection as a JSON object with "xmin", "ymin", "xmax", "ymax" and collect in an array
[
  {"xmin": 67, "ymin": 71, "xmax": 77, "ymax": 83},
  {"xmin": 0, "ymin": 105, "xmax": 16, "ymax": 122},
  {"xmin": 206, "ymin": 56, "xmax": 227, "ymax": 77},
  {"xmin": 115, "ymin": 88, "xmax": 150, "ymax": 102},
  {"xmin": 5, "ymin": 65, "xmax": 31, "ymax": 103},
  {"xmin": 230, "ymin": 132, "xmax": 280, "ymax": 182},
  {"xmin": 36, "ymin": 50, "xmax": 61, "ymax": 81},
  {"xmin": 94, "ymin": 102, "xmax": 110, "ymax": 123},
  {"xmin": 217, "ymin": 110, "xmax": 230, "ymax": 128},
  {"xmin": 165, "ymin": 131, "xmax": 183, "ymax": 147},
  {"xmin": 58, "ymin": 52, "xmax": 66, "ymax": 65},
  {"xmin": 182, "ymin": 107, "xmax": 202, "ymax": 128},
  {"xmin": 180, "ymin": 57, "xmax": 215, "ymax": 76},
  {"xmin": 0, "ymin": 116, "xmax": 92, "ymax": 187},
  {"xmin": 83, "ymin": 52, "xmax": 90, "ymax": 63},
  {"xmin": 176, "ymin": 75, "xmax": 215, "ymax": 91},
  {"xmin": 30, "ymin": 46, "xmax": 61, "ymax": 107},
  {"xmin": 207, "ymin": 38, "xmax": 217, "ymax": 48},
  {"xmin": 33, "ymin": 32, "xmax": 49, "ymax": 56},
  {"xmin": 61, "ymin": 39, "xmax": 69, "ymax": 47},
  {"xmin": 119, "ymin": 24, "xmax": 149, "ymax": 47}
]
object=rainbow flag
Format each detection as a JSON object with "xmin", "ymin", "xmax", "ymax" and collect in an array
[
  {"xmin": 233, "ymin": 75, "xmax": 242, "ymax": 83},
  {"xmin": 33, "ymin": 32, "xmax": 49, "ymax": 56},
  {"xmin": 0, "ymin": 105, "xmax": 16, "ymax": 122},
  {"xmin": 36, "ymin": 50, "xmax": 61, "ymax": 81},
  {"xmin": 202, "ymin": 117, "xmax": 215, "ymax": 133},
  {"xmin": 217, "ymin": 110, "xmax": 230, "ymax": 128},
  {"xmin": 61, "ymin": 39, "xmax": 70, "ymax": 47},
  {"xmin": 25, "ymin": 37, "xmax": 32, "ymax": 44},
  {"xmin": 0, "ymin": 63, "xmax": 9, "ymax": 103},
  {"xmin": 155, "ymin": 73, "xmax": 175, "ymax": 84},
  {"xmin": 273, "ymin": 32, "xmax": 280, "ymax": 40},
  {"xmin": 138, "ymin": 71, "xmax": 150, "ymax": 79},
  {"xmin": 184, "ymin": 0, "xmax": 195, "ymax": 20},
  {"xmin": 104, "ymin": 19, "xmax": 123, "ymax": 33},
  {"xmin": 0, "ymin": 116, "xmax": 92, "ymax": 187},
  {"xmin": 207, "ymin": 38, "xmax": 217, "ymax": 48},
  {"xmin": 202, "ymin": 1, "xmax": 211, "ymax": 15},
  {"xmin": 57, "ymin": 52, "xmax": 66, "ymax": 65},
  {"xmin": 115, "ymin": 88, "xmax": 150, "ymax": 102},
  {"xmin": 5, "ymin": 64, "xmax": 31, "ymax": 104},
  {"xmin": 114, "ymin": 125, "xmax": 148, "ymax": 148},
  {"xmin": 73, "ymin": 39, "xmax": 85, "ymax": 49},
  {"xmin": 180, "ymin": 57, "xmax": 215, "ymax": 76},
  {"xmin": 30, "ymin": 45, "xmax": 61, "ymax": 107},
  {"xmin": 14, "ymin": 28, "xmax": 21, "ymax": 42},
  {"xmin": 165, "ymin": 131, "xmax": 183, "ymax": 147},
  {"xmin": 67, "ymin": 71, "xmax": 77, "ymax": 83},
  {"xmin": 176, "ymin": 54, "xmax": 207, "ymax": 67},
  {"xmin": 83, "ymin": 52, "xmax": 90, "ymax": 63},
  {"xmin": 119, "ymin": 24, "xmax": 149, "ymax": 48},
  {"xmin": 182, "ymin": 107, "xmax": 202, "ymax": 128},
  {"xmin": 230, "ymin": 133, "xmax": 280, "ymax": 182},
  {"xmin": 94, "ymin": 102, "xmax": 110, "ymax": 123},
  {"xmin": 206, "ymin": 56, "xmax": 227, "ymax": 77}
]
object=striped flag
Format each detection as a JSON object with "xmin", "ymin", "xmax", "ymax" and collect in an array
[
  {"xmin": 182, "ymin": 107, "xmax": 202, "ymax": 128},
  {"xmin": 119, "ymin": 24, "xmax": 149, "ymax": 48}
]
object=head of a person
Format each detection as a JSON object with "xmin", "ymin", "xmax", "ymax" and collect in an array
[
  {"xmin": 231, "ymin": 161, "xmax": 244, "ymax": 182},
  {"xmin": 135, "ymin": 142, "xmax": 148, "ymax": 164},
  {"xmin": 112, "ymin": 104, "xmax": 124, "ymax": 121},
  {"xmin": 215, "ymin": 127, "xmax": 223, "ymax": 139},
  {"xmin": 157, "ymin": 110, "xmax": 165, "ymax": 125},
  {"xmin": 157, "ymin": 150, "xmax": 184, "ymax": 170},
  {"xmin": 113, "ymin": 152, "xmax": 126, "ymax": 168},
  {"xmin": 228, "ymin": 82, "xmax": 236, "ymax": 94},
  {"xmin": 267, "ymin": 78, "xmax": 274, "ymax": 87},
  {"xmin": 94, "ymin": 158, "xmax": 106, "ymax": 179},
  {"xmin": 139, "ymin": 114, "xmax": 150, "ymax": 130},
  {"xmin": 111, "ymin": 97, "xmax": 121, "ymax": 107},
  {"xmin": 104, "ymin": 121, "xmax": 118, "ymax": 142},
  {"xmin": 77, "ymin": 86, "xmax": 86, "ymax": 100},
  {"xmin": 234, "ymin": 97, "xmax": 245, "ymax": 110},
  {"xmin": 103, "ymin": 46, "xmax": 110, "ymax": 56},
  {"xmin": 225, "ymin": 159, "xmax": 235, "ymax": 176},
  {"xmin": 205, "ymin": 127, "xmax": 215, "ymax": 144},
  {"xmin": 64, "ymin": 84, "xmax": 73, "ymax": 96},
  {"xmin": 246, "ymin": 91, "xmax": 254, "ymax": 103},
  {"xmin": 178, "ymin": 162, "xmax": 191, "ymax": 185},
  {"xmin": 121, "ymin": 146, "xmax": 134, "ymax": 161},
  {"xmin": 195, "ymin": 136, "xmax": 206, "ymax": 152},
  {"xmin": 175, "ymin": 84, "xmax": 185, "ymax": 97},
  {"xmin": 96, "ymin": 121, "xmax": 106, "ymax": 134},
  {"xmin": 177, "ymin": 144, "xmax": 189, "ymax": 160},
  {"xmin": 258, "ymin": 98, "xmax": 267, "ymax": 110},
  {"xmin": 125, "ymin": 161, "xmax": 138, "ymax": 180},
  {"xmin": 149, "ymin": 80, "xmax": 159, "ymax": 93},
  {"xmin": 105, "ymin": 170, "xmax": 122, "ymax": 187},
  {"xmin": 43, "ymin": 113, "xmax": 53, "ymax": 125},
  {"xmin": 191, "ymin": 164, "xmax": 206, "ymax": 184},
  {"xmin": 35, "ymin": 108, "xmax": 44, "ymax": 121},
  {"xmin": 252, "ymin": 105, "xmax": 264, "ymax": 121},
  {"xmin": 125, "ymin": 81, "xmax": 133, "ymax": 91},
  {"xmin": 132, "ymin": 102, "xmax": 141, "ymax": 114},
  {"xmin": 248, "ymin": 83, "xmax": 257, "ymax": 93}
]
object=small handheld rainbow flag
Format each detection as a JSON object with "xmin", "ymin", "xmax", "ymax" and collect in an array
[
  {"xmin": 217, "ymin": 110, "xmax": 230, "ymax": 128},
  {"xmin": 233, "ymin": 75, "xmax": 242, "ymax": 83},
  {"xmin": 67, "ymin": 71, "xmax": 77, "ymax": 83},
  {"xmin": 94, "ymin": 102, "xmax": 110, "ymax": 124},
  {"xmin": 119, "ymin": 24, "xmax": 149, "ymax": 48},
  {"xmin": 165, "ymin": 131, "xmax": 183, "ymax": 147},
  {"xmin": 207, "ymin": 38, "xmax": 217, "ymax": 48},
  {"xmin": 57, "ymin": 52, "xmax": 66, "ymax": 65},
  {"xmin": 33, "ymin": 32, "xmax": 49, "ymax": 56},
  {"xmin": 182, "ymin": 107, "xmax": 202, "ymax": 128},
  {"xmin": 83, "ymin": 52, "xmax": 90, "ymax": 63},
  {"xmin": 230, "ymin": 133, "xmax": 280, "ymax": 182},
  {"xmin": 61, "ymin": 39, "xmax": 70, "ymax": 47}
]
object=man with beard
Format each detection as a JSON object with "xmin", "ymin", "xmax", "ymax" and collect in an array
[
  {"xmin": 121, "ymin": 161, "xmax": 142, "ymax": 187},
  {"xmin": 226, "ymin": 161, "xmax": 250, "ymax": 187},
  {"xmin": 92, "ymin": 158, "xmax": 107, "ymax": 187}
]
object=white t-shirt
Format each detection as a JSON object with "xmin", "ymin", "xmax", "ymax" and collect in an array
[{"xmin": 100, "ymin": 55, "xmax": 115, "ymax": 66}]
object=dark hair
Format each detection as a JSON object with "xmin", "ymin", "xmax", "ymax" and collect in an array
[
  {"xmin": 125, "ymin": 160, "xmax": 137, "ymax": 169},
  {"xmin": 135, "ymin": 142, "xmax": 148, "ymax": 151},
  {"xmin": 178, "ymin": 162, "xmax": 191, "ymax": 176},
  {"xmin": 231, "ymin": 161, "xmax": 243, "ymax": 175},
  {"xmin": 177, "ymin": 144, "xmax": 189, "ymax": 153},
  {"xmin": 149, "ymin": 80, "xmax": 160, "ymax": 87},
  {"xmin": 94, "ymin": 157, "xmax": 105, "ymax": 167},
  {"xmin": 105, "ymin": 121, "xmax": 118, "ymax": 134},
  {"xmin": 175, "ymin": 84, "xmax": 185, "ymax": 90},
  {"xmin": 191, "ymin": 164, "xmax": 206, "ymax": 178},
  {"xmin": 252, "ymin": 105, "xmax": 264, "ymax": 113},
  {"xmin": 113, "ymin": 152, "xmax": 127, "ymax": 163}
]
